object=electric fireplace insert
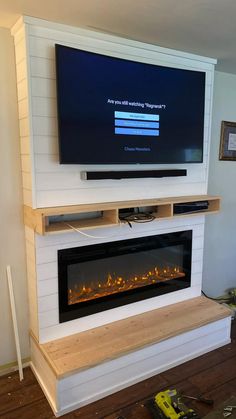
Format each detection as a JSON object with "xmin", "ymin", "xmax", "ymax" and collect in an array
[{"xmin": 58, "ymin": 230, "xmax": 192, "ymax": 323}]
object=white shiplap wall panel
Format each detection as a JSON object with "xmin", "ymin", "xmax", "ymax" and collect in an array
[
  {"xmin": 39, "ymin": 286, "xmax": 202, "ymax": 342},
  {"xmin": 17, "ymin": 78, "xmax": 28, "ymax": 101},
  {"xmin": 38, "ymin": 293, "xmax": 58, "ymax": 313},
  {"xmin": 34, "ymin": 171, "xmax": 206, "ymax": 192},
  {"xmin": 32, "ymin": 97, "xmax": 57, "ymax": 117},
  {"xmin": 36, "ymin": 183, "xmax": 207, "ymax": 207},
  {"xmin": 13, "ymin": 23, "xmax": 34, "ymax": 208},
  {"xmin": 32, "ymin": 116, "xmax": 57, "ymax": 136},
  {"xmin": 31, "ymin": 77, "xmax": 56, "ymax": 98},
  {"xmin": 16, "ymin": 59, "xmax": 27, "ymax": 83},
  {"xmin": 30, "ymin": 56, "xmax": 55, "ymax": 79},
  {"xmin": 22, "ymin": 172, "xmax": 32, "ymax": 190},
  {"xmin": 37, "ymin": 277, "xmax": 58, "ymax": 298},
  {"xmin": 11, "ymin": 17, "xmax": 216, "ymax": 208},
  {"xmin": 33, "ymin": 218, "xmax": 205, "ymax": 341},
  {"xmin": 35, "ymin": 222, "xmax": 204, "ymax": 265},
  {"xmin": 18, "ymin": 98, "xmax": 28, "ymax": 118},
  {"xmin": 19, "ymin": 117, "xmax": 30, "ymax": 137},
  {"xmin": 21, "ymin": 155, "xmax": 31, "ymax": 173},
  {"xmin": 35, "ymin": 215, "xmax": 205, "ymax": 248},
  {"xmin": 20, "ymin": 136, "xmax": 30, "ymax": 154},
  {"xmin": 33, "ymin": 136, "xmax": 58, "ymax": 154},
  {"xmin": 23, "ymin": 190, "xmax": 32, "ymax": 207},
  {"xmin": 28, "ymin": 31, "xmax": 214, "ymax": 73},
  {"xmin": 37, "ymin": 270, "xmax": 203, "ymax": 320},
  {"xmin": 11, "ymin": 17, "xmax": 216, "ymax": 343},
  {"xmin": 15, "ymin": 37, "xmax": 27, "ymax": 64}
]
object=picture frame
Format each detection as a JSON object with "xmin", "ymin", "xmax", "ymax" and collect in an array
[{"xmin": 219, "ymin": 120, "xmax": 236, "ymax": 160}]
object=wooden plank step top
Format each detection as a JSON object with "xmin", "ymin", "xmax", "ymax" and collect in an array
[{"xmin": 32, "ymin": 297, "xmax": 231, "ymax": 379}]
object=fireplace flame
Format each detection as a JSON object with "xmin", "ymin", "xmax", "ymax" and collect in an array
[{"xmin": 68, "ymin": 265, "xmax": 185, "ymax": 305}]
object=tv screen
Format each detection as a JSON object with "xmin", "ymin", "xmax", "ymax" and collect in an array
[{"xmin": 55, "ymin": 44, "xmax": 205, "ymax": 165}]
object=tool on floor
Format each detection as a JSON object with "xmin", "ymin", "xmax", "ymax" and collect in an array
[
  {"xmin": 152, "ymin": 389, "xmax": 201, "ymax": 418},
  {"xmin": 223, "ymin": 405, "xmax": 236, "ymax": 417},
  {"xmin": 181, "ymin": 394, "xmax": 214, "ymax": 405},
  {"xmin": 223, "ymin": 412, "xmax": 232, "ymax": 418}
]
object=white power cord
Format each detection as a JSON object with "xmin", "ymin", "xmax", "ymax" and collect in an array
[{"xmin": 64, "ymin": 221, "xmax": 122, "ymax": 239}]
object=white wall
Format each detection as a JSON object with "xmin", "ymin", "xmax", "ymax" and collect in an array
[
  {"xmin": 0, "ymin": 28, "xmax": 29, "ymax": 369},
  {"xmin": 203, "ymin": 71, "xmax": 236, "ymax": 297}
]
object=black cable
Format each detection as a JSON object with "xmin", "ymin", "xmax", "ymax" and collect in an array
[
  {"xmin": 119, "ymin": 212, "xmax": 155, "ymax": 227},
  {"xmin": 201, "ymin": 290, "xmax": 230, "ymax": 302}
]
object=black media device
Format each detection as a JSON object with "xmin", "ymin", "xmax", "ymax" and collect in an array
[
  {"xmin": 55, "ymin": 44, "xmax": 206, "ymax": 165},
  {"xmin": 173, "ymin": 201, "xmax": 209, "ymax": 214}
]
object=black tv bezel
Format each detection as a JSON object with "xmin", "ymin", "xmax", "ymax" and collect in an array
[{"xmin": 55, "ymin": 44, "xmax": 205, "ymax": 166}]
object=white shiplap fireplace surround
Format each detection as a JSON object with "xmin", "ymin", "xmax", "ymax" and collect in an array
[{"xmin": 11, "ymin": 16, "xmax": 231, "ymax": 416}]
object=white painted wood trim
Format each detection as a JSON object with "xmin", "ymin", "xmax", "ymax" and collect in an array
[
  {"xmin": 30, "ymin": 338, "xmax": 58, "ymax": 413},
  {"xmin": 21, "ymin": 16, "xmax": 217, "ymax": 65}
]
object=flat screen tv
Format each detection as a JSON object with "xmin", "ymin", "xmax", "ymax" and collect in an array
[{"xmin": 55, "ymin": 44, "xmax": 205, "ymax": 165}]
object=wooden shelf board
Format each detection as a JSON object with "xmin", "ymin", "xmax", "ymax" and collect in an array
[
  {"xmin": 32, "ymin": 296, "xmax": 231, "ymax": 379},
  {"xmin": 46, "ymin": 218, "xmax": 117, "ymax": 234},
  {"xmin": 24, "ymin": 195, "xmax": 221, "ymax": 235},
  {"xmin": 33, "ymin": 195, "xmax": 220, "ymax": 216}
]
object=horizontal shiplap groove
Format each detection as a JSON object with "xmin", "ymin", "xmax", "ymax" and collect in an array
[
  {"xmin": 38, "ymin": 309, "xmax": 59, "ymax": 328},
  {"xmin": 27, "ymin": 23, "xmax": 215, "ymax": 63},
  {"xmin": 14, "ymin": 20, "xmax": 214, "ymax": 208},
  {"xmin": 36, "ymin": 241, "xmax": 205, "ymax": 267},
  {"xmin": 34, "ymin": 181, "xmax": 208, "ymax": 194},
  {"xmin": 20, "ymin": 137, "xmax": 30, "ymax": 154},
  {"xmin": 16, "ymin": 58, "xmax": 27, "ymax": 83},
  {"xmin": 32, "ymin": 97, "xmax": 57, "ymax": 117},
  {"xmin": 17, "ymin": 79, "xmax": 28, "ymax": 101},
  {"xmin": 36, "ymin": 247, "xmax": 203, "ymax": 282},
  {"xmin": 13, "ymin": 27, "xmax": 26, "ymax": 46},
  {"xmin": 30, "ymin": 56, "xmax": 55, "ymax": 79},
  {"xmin": 33, "ymin": 153, "xmax": 208, "ymax": 172},
  {"xmin": 15, "ymin": 39, "xmax": 27, "ymax": 64},
  {"xmin": 28, "ymin": 30, "xmax": 212, "ymax": 207},
  {"xmin": 36, "ymin": 218, "xmax": 205, "ymax": 247},
  {"xmin": 14, "ymin": 24, "xmax": 213, "ymax": 342},
  {"xmin": 28, "ymin": 34, "xmax": 214, "ymax": 72},
  {"xmin": 31, "ymin": 77, "xmax": 56, "ymax": 98},
  {"xmin": 35, "ymin": 187, "xmax": 208, "ymax": 207},
  {"xmin": 35, "ymin": 222, "xmax": 204, "ymax": 267},
  {"xmin": 38, "ymin": 286, "xmax": 202, "ymax": 334}
]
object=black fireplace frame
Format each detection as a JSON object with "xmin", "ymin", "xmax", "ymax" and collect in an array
[{"xmin": 58, "ymin": 230, "xmax": 192, "ymax": 323}]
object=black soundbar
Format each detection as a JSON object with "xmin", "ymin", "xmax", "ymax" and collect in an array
[{"xmin": 81, "ymin": 169, "xmax": 187, "ymax": 180}]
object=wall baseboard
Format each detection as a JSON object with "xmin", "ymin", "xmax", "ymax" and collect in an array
[{"xmin": 0, "ymin": 358, "xmax": 30, "ymax": 377}]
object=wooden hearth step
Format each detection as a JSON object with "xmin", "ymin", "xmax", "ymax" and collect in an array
[{"xmin": 31, "ymin": 296, "xmax": 231, "ymax": 379}]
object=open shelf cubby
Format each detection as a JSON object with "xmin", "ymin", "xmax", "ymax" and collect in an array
[{"xmin": 24, "ymin": 195, "xmax": 221, "ymax": 235}]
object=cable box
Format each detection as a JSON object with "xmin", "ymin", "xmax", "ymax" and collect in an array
[{"xmin": 173, "ymin": 200, "xmax": 209, "ymax": 214}]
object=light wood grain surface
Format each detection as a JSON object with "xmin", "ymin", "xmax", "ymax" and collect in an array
[{"xmin": 31, "ymin": 296, "xmax": 231, "ymax": 378}]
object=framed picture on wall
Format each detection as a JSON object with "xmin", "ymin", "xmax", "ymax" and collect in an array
[{"xmin": 219, "ymin": 120, "xmax": 236, "ymax": 160}]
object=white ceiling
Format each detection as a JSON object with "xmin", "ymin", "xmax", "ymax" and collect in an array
[{"xmin": 1, "ymin": 0, "xmax": 236, "ymax": 73}]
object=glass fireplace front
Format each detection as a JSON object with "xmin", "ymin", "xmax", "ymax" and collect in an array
[{"xmin": 58, "ymin": 230, "xmax": 192, "ymax": 323}]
